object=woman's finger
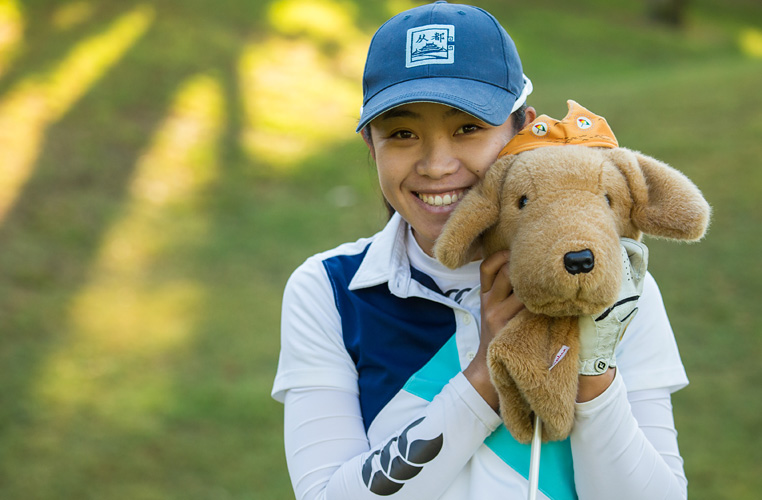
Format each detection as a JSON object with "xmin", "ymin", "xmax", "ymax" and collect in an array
[
  {"xmin": 480, "ymin": 251, "xmax": 510, "ymax": 293},
  {"xmin": 487, "ymin": 261, "xmax": 513, "ymax": 302}
]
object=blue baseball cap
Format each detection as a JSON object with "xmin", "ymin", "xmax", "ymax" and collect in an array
[{"xmin": 356, "ymin": 1, "xmax": 532, "ymax": 132}]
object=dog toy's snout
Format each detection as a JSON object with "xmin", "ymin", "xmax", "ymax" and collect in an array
[{"xmin": 564, "ymin": 249, "xmax": 595, "ymax": 275}]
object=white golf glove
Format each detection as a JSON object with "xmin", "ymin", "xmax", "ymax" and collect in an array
[{"xmin": 578, "ymin": 238, "xmax": 649, "ymax": 375}]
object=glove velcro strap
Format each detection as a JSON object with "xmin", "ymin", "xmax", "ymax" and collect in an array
[{"xmin": 579, "ymin": 357, "xmax": 614, "ymax": 375}]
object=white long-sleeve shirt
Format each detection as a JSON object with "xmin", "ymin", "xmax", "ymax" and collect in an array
[{"xmin": 272, "ymin": 213, "xmax": 688, "ymax": 499}]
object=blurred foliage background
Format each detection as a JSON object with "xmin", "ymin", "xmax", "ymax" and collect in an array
[{"xmin": 0, "ymin": 0, "xmax": 759, "ymax": 498}]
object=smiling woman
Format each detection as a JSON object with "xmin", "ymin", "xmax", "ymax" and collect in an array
[{"xmin": 272, "ymin": 2, "xmax": 693, "ymax": 499}]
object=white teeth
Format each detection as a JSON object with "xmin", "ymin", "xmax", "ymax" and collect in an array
[{"xmin": 419, "ymin": 192, "xmax": 461, "ymax": 207}]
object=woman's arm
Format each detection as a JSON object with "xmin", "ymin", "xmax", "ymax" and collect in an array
[
  {"xmin": 570, "ymin": 371, "xmax": 687, "ymax": 500},
  {"xmin": 277, "ymin": 252, "xmax": 503, "ymax": 499},
  {"xmin": 283, "ymin": 373, "xmax": 501, "ymax": 500}
]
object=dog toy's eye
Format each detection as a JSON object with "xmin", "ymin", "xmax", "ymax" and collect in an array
[
  {"xmin": 518, "ymin": 195, "xmax": 528, "ymax": 209},
  {"xmin": 604, "ymin": 194, "xmax": 612, "ymax": 206}
]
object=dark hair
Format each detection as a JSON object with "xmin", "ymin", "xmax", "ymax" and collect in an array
[
  {"xmin": 363, "ymin": 105, "xmax": 529, "ymax": 219},
  {"xmin": 511, "ymin": 104, "xmax": 528, "ymax": 134}
]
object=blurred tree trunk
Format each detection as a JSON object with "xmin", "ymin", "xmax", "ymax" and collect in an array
[{"xmin": 646, "ymin": 0, "xmax": 688, "ymax": 26}]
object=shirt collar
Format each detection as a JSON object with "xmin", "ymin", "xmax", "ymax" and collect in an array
[{"xmin": 349, "ymin": 212, "xmax": 412, "ymax": 296}]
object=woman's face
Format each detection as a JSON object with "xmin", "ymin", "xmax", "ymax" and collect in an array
[{"xmin": 366, "ymin": 102, "xmax": 531, "ymax": 256}]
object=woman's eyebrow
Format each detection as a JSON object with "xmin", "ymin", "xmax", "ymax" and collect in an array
[
  {"xmin": 443, "ymin": 107, "xmax": 467, "ymax": 118},
  {"xmin": 379, "ymin": 108, "xmax": 420, "ymax": 120},
  {"xmin": 380, "ymin": 106, "xmax": 466, "ymax": 121}
]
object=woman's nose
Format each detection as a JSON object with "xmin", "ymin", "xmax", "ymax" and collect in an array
[{"xmin": 416, "ymin": 137, "xmax": 460, "ymax": 178}]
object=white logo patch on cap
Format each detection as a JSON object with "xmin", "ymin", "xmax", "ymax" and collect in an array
[{"xmin": 406, "ymin": 24, "xmax": 455, "ymax": 68}]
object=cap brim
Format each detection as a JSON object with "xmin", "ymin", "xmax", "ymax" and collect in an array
[{"xmin": 356, "ymin": 75, "xmax": 532, "ymax": 132}]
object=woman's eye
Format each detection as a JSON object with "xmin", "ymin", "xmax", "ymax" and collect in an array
[
  {"xmin": 456, "ymin": 124, "xmax": 480, "ymax": 135},
  {"xmin": 518, "ymin": 195, "xmax": 528, "ymax": 209},
  {"xmin": 391, "ymin": 130, "xmax": 416, "ymax": 139}
]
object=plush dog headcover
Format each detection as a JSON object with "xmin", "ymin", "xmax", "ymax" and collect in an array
[{"xmin": 434, "ymin": 101, "xmax": 711, "ymax": 443}]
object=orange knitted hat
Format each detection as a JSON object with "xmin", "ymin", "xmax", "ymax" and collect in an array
[{"xmin": 499, "ymin": 100, "xmax": 618, "ymax": 157}]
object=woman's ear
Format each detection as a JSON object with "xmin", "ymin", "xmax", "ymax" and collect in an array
[
  {"xmin": 522, "ymin": 106, "xmax": 537, "ymax": 129},
  {"xmin": 361, "ymin": 127, "xmax": 376, "ymax": 161}
]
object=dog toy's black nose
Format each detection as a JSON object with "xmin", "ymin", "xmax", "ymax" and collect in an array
[{"xmin": 564, "ymin": 249, "xmax": 595, "ymax": 274}]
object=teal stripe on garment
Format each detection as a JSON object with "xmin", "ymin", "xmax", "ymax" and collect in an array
[
  {"xmin": 485, "ymin": 427, "xmax": 577, "ymax": 500},
  {"xmin": 402, "ymin": 333, "xmax": 577, "ymax": 500},
  {"xmin": 403, "ymin": 334, "xmax": 461, "ymax": 401}
]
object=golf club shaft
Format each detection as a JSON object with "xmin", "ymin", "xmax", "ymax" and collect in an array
[{"xmin": 528, "ymin": 415, "xmax": 542, "ymax": 500}]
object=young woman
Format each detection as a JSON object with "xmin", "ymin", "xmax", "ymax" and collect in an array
[{"xmin": 272, "ymin": 3, "xmax": 688, "ymax": 499}]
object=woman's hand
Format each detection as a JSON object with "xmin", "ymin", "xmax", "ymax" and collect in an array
[
  {"xmin": 577, "ymin": 238, "xmax": 649, "ymax": 402},
  {"xmin": 463, "ymin": 251, "xmax": 525, "ymax": 411}
]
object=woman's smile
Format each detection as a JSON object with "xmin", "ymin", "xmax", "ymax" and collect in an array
[{"xmin": 416, "ymin": 189, "xmax": 470, "ymax": 208}]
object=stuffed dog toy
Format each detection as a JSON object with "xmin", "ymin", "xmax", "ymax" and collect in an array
[{"xmin": 434, "ymin": 101, "xmax": 711, "ymax": 443}]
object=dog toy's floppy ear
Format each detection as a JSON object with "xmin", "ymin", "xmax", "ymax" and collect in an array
[
  {"xmin": 434, "ymin": 157, "xmax": 514, "ymax": 268},
  {"xmin": 608, "ymin": 148, "xmax": 711, "ymax": 241}
]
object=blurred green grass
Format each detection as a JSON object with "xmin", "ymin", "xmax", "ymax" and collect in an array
[{"xmin": 0, "ymin": 0, "xmax": 760, "ymax": 499}]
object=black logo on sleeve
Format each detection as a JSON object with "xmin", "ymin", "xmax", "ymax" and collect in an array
[{"xmin": 361, "ymin": 417, "xmax": 444, "ymax": 495}]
